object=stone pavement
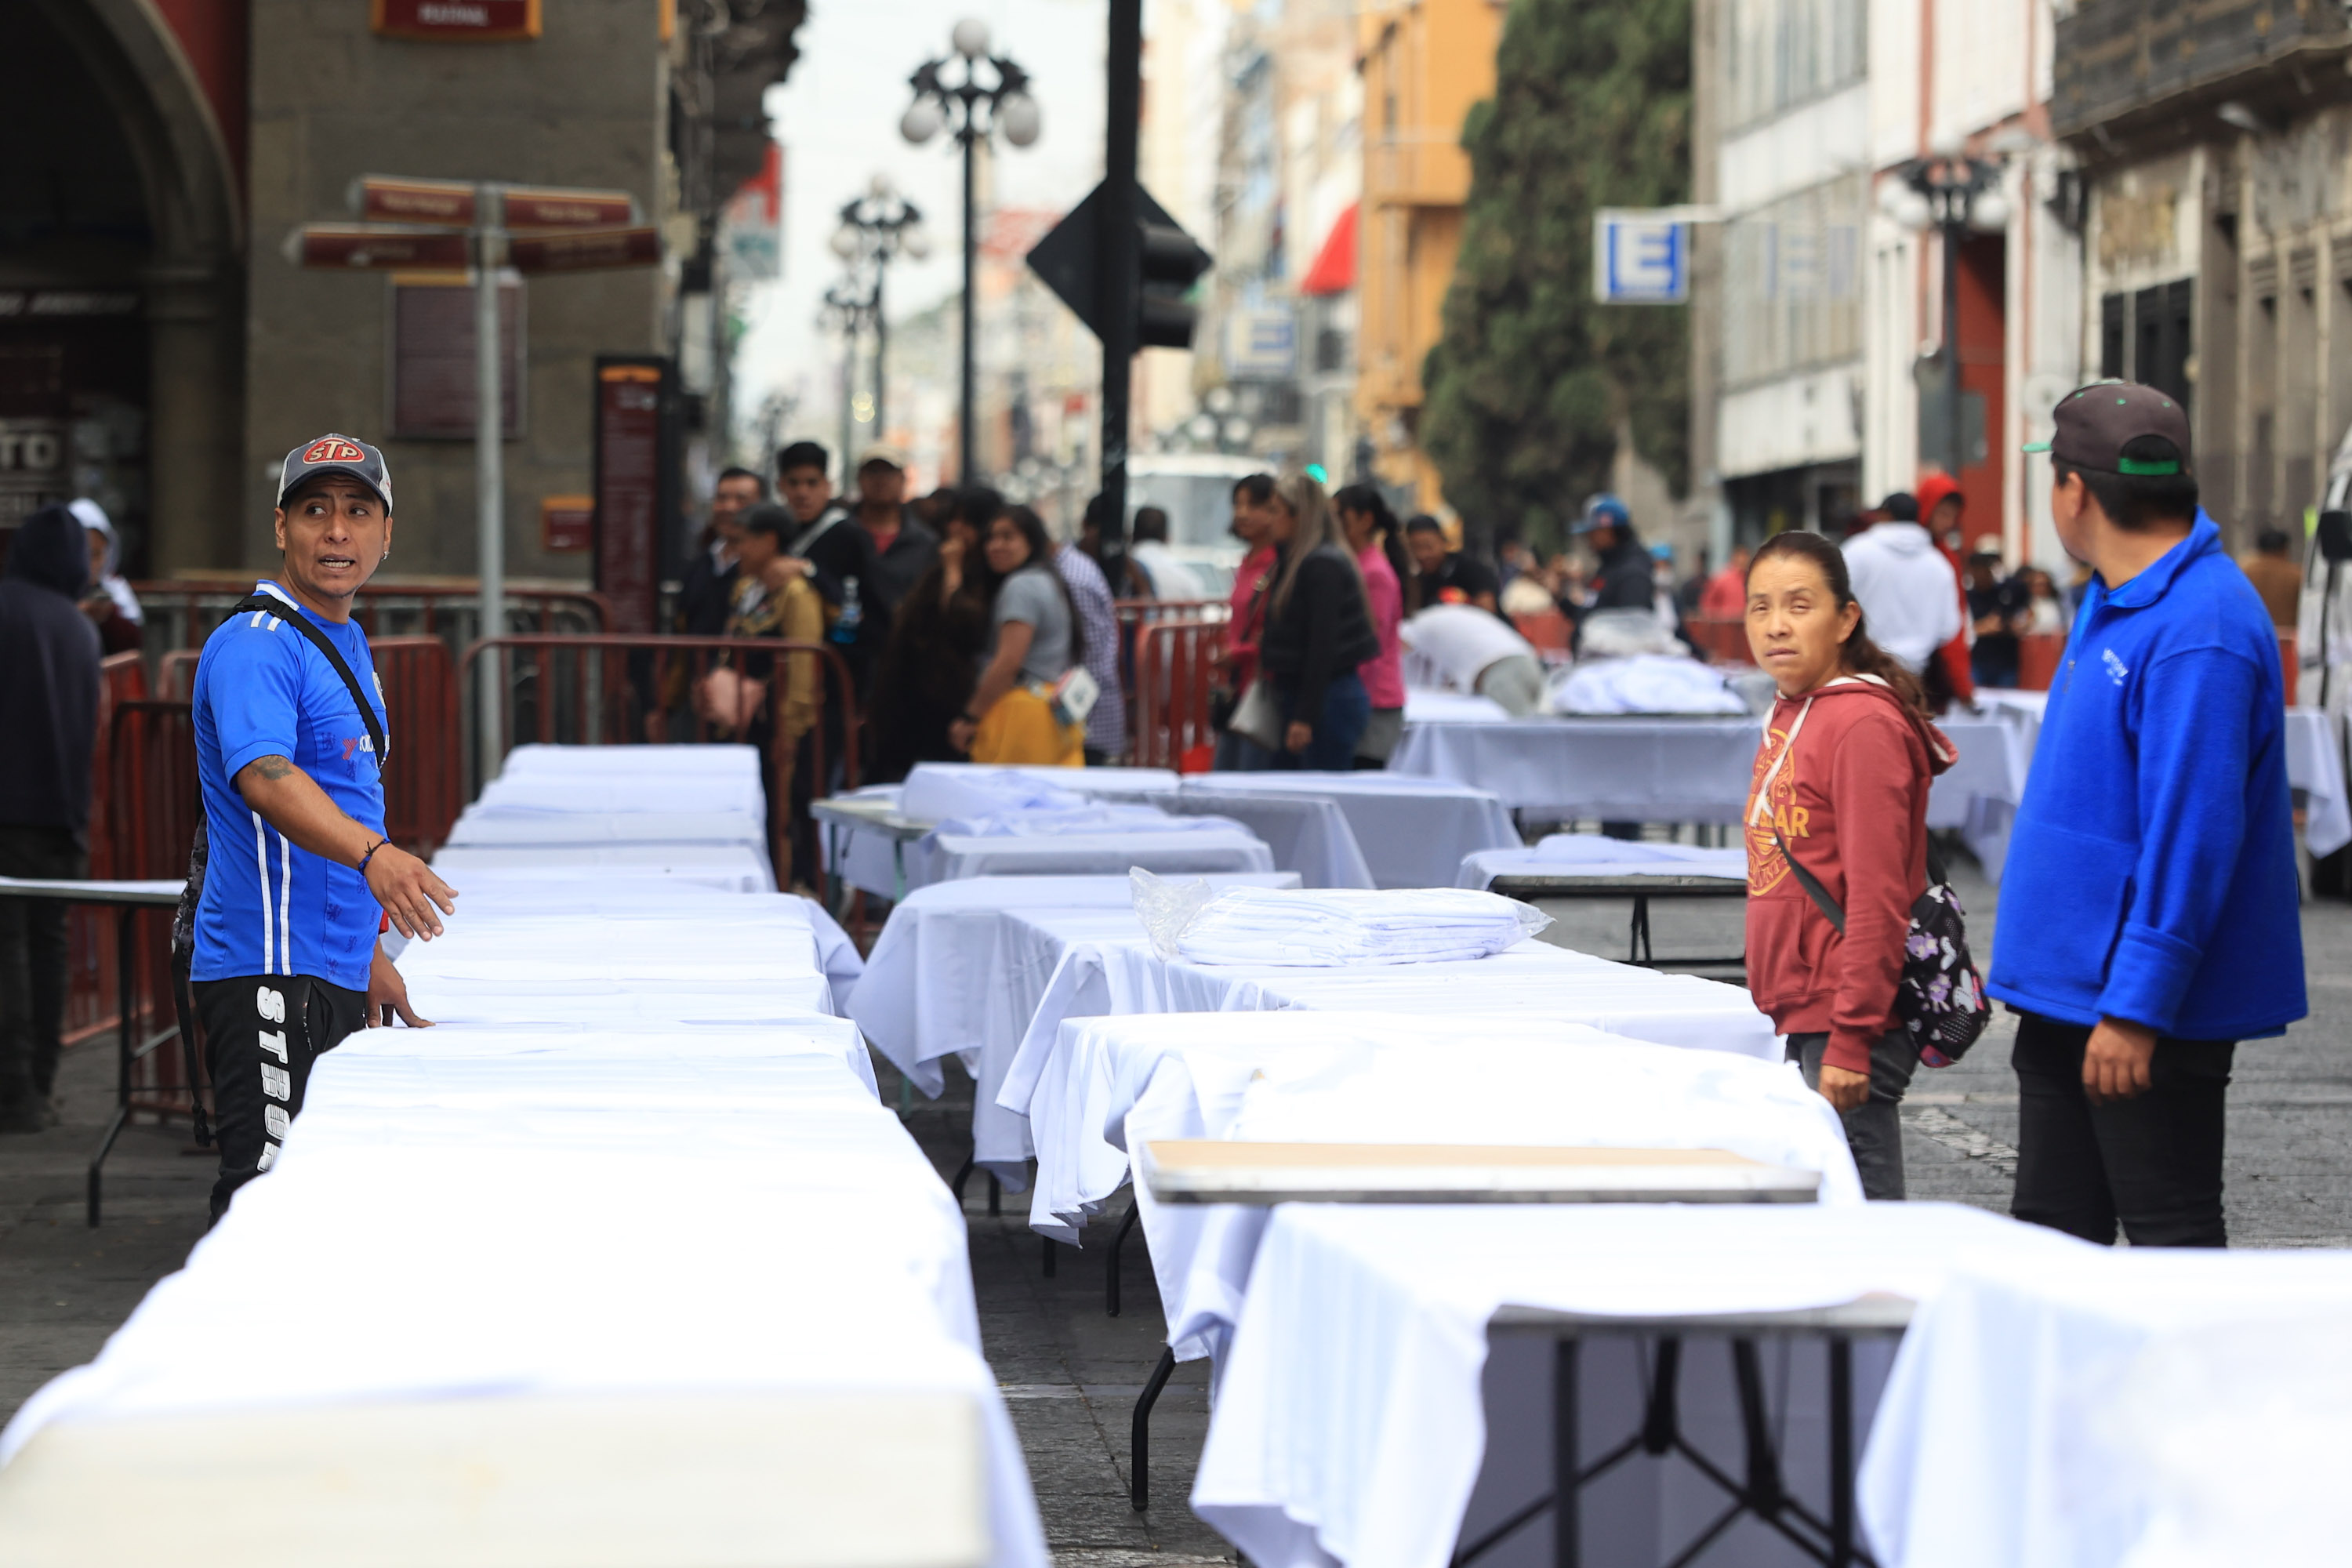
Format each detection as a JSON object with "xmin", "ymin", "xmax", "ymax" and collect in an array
[{"xmin": 2, "ymin": 865, "xmax": 2346, "ymax": 1566}]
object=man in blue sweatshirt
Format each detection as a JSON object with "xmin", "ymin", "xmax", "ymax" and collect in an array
[{"xmin": 1994, "ymin": 382, "xmax": 2305, "ymax": 1247}]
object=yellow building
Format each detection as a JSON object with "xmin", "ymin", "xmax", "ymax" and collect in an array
[{"xmin": 1356, "ymin": 0, "xmax": 1501, "ymax": 510}]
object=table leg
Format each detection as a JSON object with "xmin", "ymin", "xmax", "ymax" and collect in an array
[
  {"xmin": 1553, "ymin": 1337, "xmax": 1580, "ymax": 1568},
  {"xmin": 1829, "ymin": 1337, "xmax": 1856, "ymax": 1566},
  {"xmin": 1131, "ymin": 1345, "xmax": 1178, "ymax": 1512},
  {"xmin": 85, "ymin": 906, "xmax": 136, "ymax": 1229}
]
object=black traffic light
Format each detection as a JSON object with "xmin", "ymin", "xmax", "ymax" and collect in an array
[{"xmin": 1026, "ymin": 181, "xmax": 1212, "ymax": 352}]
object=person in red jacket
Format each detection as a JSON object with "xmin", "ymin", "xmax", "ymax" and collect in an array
[
  {"xmin": 1912, "ymin": 471, "xmax": 1976, "ymax": 709},
  {"xmin": 1744, "ymin": 530, "xmax": 1956, "ymax": 1199}
]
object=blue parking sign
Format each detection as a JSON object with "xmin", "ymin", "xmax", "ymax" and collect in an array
[{"xmin": 1595, "ymin": 209, "xmax": 1691, "ymax": 304}]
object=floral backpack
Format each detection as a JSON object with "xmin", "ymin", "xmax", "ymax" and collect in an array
[{"xmin": 1773, "ymin": 830, "xmax": 1991, "ymax": 1067}]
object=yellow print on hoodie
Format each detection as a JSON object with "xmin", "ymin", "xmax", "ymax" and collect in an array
[{"xmin": 1744, "ymin": 721, "xmax": 1812, "ymax": 895}]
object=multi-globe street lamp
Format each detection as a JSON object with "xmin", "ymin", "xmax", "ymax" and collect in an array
[
  {"xmin": 900, "ymin": 18, "xmax": 1041, "ymax": 485},
  {"xmin": 1882, "ymin": 149, "xmax": 2008, "ymax": 487},
  {"xmin": 825, "ymin": 177, "xmax": 927, "ymax": 456}
]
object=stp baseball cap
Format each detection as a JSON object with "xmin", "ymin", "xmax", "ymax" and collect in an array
[
  {"xmin": 278, "ymin": 433, "xmax": 394, "ymax": 512},
  {"xmin": 2023, "ymin": 381, "xmax": 2191, "ymax": 476}
]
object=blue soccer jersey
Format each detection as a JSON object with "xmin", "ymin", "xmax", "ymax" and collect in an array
[{"xmin": 191, "ymin": 583, "xmax": 389, "ymax": 989}]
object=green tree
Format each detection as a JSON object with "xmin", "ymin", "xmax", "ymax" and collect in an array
[{"xmin": 1421, "ymin": 0, "xmax": 1691, "ymax": 550}]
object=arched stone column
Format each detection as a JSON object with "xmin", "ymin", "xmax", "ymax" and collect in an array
[{"xmin": 31, "ymin": 0, "xmax": 245, "ymax": 572}]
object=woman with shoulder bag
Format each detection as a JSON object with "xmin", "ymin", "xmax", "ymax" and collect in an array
[
  {"xmin": 949, "ymin": 506, "xmax": 1088, "ymax": 767},
  {"xmin": 1744, "ymin": 531, "xmax": 1962, "ymax": 1200},
  {"xmin": 1239, "ymin": 474, "xmax": 1380, "ymax": 771}
]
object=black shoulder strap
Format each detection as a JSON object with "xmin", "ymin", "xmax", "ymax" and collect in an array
[
  {"xmin": 225, "ymin": 593, "xmax": 387, "ymax": 763},
  {"xmin": 1771, "ymin": 826, "xmax": 1846, "ymax": 936}
]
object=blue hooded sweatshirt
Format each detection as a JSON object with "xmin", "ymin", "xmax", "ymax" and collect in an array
[{"xmin": 1988, "ymin": 511, "xmax": 2306, "ymax": 1039}]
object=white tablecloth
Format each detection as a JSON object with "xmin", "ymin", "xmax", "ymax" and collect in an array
[
  {"xmin": 1860, "ymin": 1247, "xmax": 2352, "ymax": 1568},
  {"xmin": 1925, "ymin": 713, "xmax": 2031, "ymax": 879},
  {"xmin": 475, "ymin": 772, "xmax": 768, "ymax": 816},
  {"xmin": 992, "ymin": 932, "xmax": 1780, "ymax": 1185},
  {"xmin": 902, "ymin": 760, "xmax": 1181, "ymax": 806},
  {"xmin": 848, "ymin": 875, "xmax": 1302, "ymax": 1120},
  {"xmin": 443, "ymin": 808, "xmax": 768, "ymax": 848},
  {"xmin": 432, "ymin": 840, "xmax": 778, "ymax": 892},
  {"xmin": 1459, "ymin": 839, "xmax": 1749, "ymax": 889},
  {"xmin": 497, "ymin": 742, "xmax": 761, "ymax": 779},
  {"xmin": 1191, "ymin": 1203, "xmax": 2089, "ymax": 1568},
  {"xmin": 392, "ymin": 913, "xmax": 830, "ymax": 989},
  {"xmin": 1179, "ymin": 771, "xmax": 1522, "ymax": 889},
  {"xmin": 1170, "ymin": 789, "xmax": 1374, "ymax": 889},
  {"xmin": 1402, "ymin": 688, "xmax": 1512, "ymax": 724},
  {"xmin": 1391, "ymin": 717, "xmax": 1764, "ymax": 822},
  {"xmin": 0, "ymin": 1031, "xmax": 1047, "ymax": 1566},
  {"xmin": 1967, "ymin": 692, "xmax": 2352, "ymax": 861},
  {"xmin": 1022, "ymin": 1012, "xmax": 1864, "ymax": 1359}
]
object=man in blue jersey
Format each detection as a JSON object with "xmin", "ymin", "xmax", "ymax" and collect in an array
[{"xmin": 191, "ymin": 434, "xmax": 457, "ymax": 1220}]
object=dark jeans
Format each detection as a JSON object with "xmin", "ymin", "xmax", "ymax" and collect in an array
[
  {"xmin": 1214, "ymin": 729, "xmax": 1272, "ymax": 771},
  {"xmin": 1787, "ymin": 1029, "xmax": 1918, "ymax": 1201},
  {"xmin": 0, "ymin": 824, "xmax": 86, "ymax": 1124},
  {"xmin": 196, "ymin": 973, "xmax": 368, "ymax": 1223},
  {"xmin": 2011, "ymin": 1011, "xmax": 2236, "ymax": 1247},
  {"xmin": 1261, "ymin": 671, "xmax": 1371, "ymax": 773}
]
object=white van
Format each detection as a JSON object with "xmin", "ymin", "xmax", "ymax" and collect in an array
[{"xmin": 1126, "ymin": 453, "xmax": 1268, "ymax": 597}]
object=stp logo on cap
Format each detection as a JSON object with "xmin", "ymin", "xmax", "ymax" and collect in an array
[{"xmin": 303, "ymin": 437, "xmax": 366, "ymax": 464}]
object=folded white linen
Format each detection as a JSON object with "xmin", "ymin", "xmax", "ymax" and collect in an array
[
  {"xmin": 1144, "ymin": 883, "xmax": 1549, "ymax": 967},
  {"xmin": 901, "ymin": 765, "xmax": 1089, "ymax": 822},
  {"xmin": 1529, "ymin": 833, "xmax": 1732, "ymax": 864},
  {"xmin": 933, "ymin": 804, "xmax": 1240, "ymax": 839},
  {"xmin": 1548, "ymin": 653, "xmax": 1751, "ymax": 716},
  {"xmin": 498, "ymin": 742, "xmax": 760, "ymax": 779}
]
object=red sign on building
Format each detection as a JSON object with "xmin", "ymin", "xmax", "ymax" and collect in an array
[
  {"xmin": 372, "ymin": 0, "xmax": 541, "ymax": 42},
  {"xmin": 289, "ymin": 227, "xmax": 470, "ymax": 270},
  {"xmin": 508, "ymin": 227, "xmax": 662, "ymax": 274},
  {"xmin": 504, "ymin": 188, "xmax": 636, "ymax": 231},
  {"xmin": 592, "ymin": 359, "xmax": 673, "ymax": 635}
]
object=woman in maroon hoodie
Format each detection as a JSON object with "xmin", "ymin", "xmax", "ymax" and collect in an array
[{"xmin": 1744, "ymin": 532, "xmax": 1955, "ymax": 1199}]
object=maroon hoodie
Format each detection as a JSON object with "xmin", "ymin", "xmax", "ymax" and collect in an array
[{"xmin": 1744, "ymin": 676, "xmax": 1955, "ymax": 1074}]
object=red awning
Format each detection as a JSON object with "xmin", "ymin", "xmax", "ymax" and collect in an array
[{"xmin": 1299, "ymin": 201, "xmax": 1358, "ymax": 296}]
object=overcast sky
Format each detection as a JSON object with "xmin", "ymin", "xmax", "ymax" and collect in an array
[{"xmin": 733, "ymin": 0, "xmax": 1110, "ymax": 457}]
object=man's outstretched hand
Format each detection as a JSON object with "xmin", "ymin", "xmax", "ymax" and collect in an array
[
  {"xmin": 365, "ymin": 843, "xmax": 457, "ymax": 940},
  {"xmin": 368, "ymin": 944, "xmax": 432, "ymax": 1027}
]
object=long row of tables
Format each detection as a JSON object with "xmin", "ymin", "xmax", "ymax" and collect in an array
[{"xmin": 0, "ymin": 745, "xmax": 1049, "ymax": 1567}]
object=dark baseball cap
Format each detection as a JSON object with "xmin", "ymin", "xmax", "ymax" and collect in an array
[
  {"xmin": 278, "ymin": 433, "xmax": 394, "ymax": 511},
  {"xmin": 2023, "ymin": 380, "xmax": 2192, "ymax": 476}
]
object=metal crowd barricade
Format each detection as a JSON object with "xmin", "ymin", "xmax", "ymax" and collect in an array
[
  {"xmin": 64, "ymin": 654, "xmax": 154, "ymax": 1045},
  {"xmin": 1132, "ymin": 616, "xmax": 1228, "ymax": 771},
  {"xmin": 1115, "ymin": 598, "xmax": 1227, "ymax": 758},
  {"xmin": 132, "ymin": 579, "xmax": 609, "ymax": 658},
  {"xmin": 87, "ymin": 699, "xmax": 205, "ymax": 1223},
  {"xmin": 458, "ymin": 634, "xmax": 862, "ymax": 895},
  {"xmin": 372, "ymin": 636, "xmax": 462, "ymax": 854}
]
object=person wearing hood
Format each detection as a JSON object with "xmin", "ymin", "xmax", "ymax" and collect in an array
[
  {"xmin": 0, "ymin": 504, "xmax": 103, "ymax": 1131},
  {"xmin": 1572, "ymin": 492, "xmax": 1657, "ymax": 619},
  {"xmin": 1744, "ymin": 528, "xmax": 1957, "ymax": 1200},
  {"xmin": 68, "ymin": 499, "xmax": 143, "ymax": 655},
  {"xmin": 1996, "ymin": 383, "xmax": 2304, "ymax": 1248},
  {"xmin": 1841, "ymin": 489, "xmax": 1963, "ymax": 684}
]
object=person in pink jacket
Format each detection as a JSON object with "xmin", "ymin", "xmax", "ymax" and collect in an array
[{"xmin": 1335, "ymin": 485, "xmax": 1409, "ymax": 768}]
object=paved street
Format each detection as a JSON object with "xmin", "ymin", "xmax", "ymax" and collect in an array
[{"xmin": 1, "ymin": 860, "xmax": 2344, "ymax": 1564}]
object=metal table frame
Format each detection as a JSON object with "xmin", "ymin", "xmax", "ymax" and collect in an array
[
  {"xmin": 0, "ymin": 877, "xmax": 187, "ymax": 1227},
  {"xmin": 1457, "ymin": 1297, "xmax": 1915, "ymax": 1568},
  {"xmin": 1490, "ymin": 873, "xmax": 1749, "ymax": 973},
  {"xmin": 809, "ymin": 797, "xmax": 933, "ymax": 913}
]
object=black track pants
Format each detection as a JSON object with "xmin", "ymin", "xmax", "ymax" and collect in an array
[{"xmin": 194, "ymin": 973, "xmax": 367, "ymax": 1224}]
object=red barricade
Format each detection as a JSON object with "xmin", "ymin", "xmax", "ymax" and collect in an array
[
  {"xmin": 104, "ymin": 700, "xmax": 202, "ymax": 1127},
  {"xmin": 133, "ymin": 579, "xmax": 609, "ymax": 657},
  {"xmin": 459, "ymin": 634, "xmax": 862, "ymax": 894},
  {"xmin": 372, "ymin": 637, "xmax": 461, "ymax": 853},
  {"xmin": 1133, "ymin": 619, "xmax": 1228, "ymax": 771},
  {"xmin": 64, "ymin": 655, "xmax": 154, "ymax": 1044},
  {"xmin": 1686, "ymin": 617, "xmax": 1754, "ymax": 665},
  {"xmin": 1115, "ymin": 598, "xmax": 1228, "ymax": 756}
]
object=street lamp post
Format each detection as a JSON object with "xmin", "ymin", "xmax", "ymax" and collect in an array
[
  {"xmin": 828, "ymin": 179, "xmax": 927, "ymax": 446},
  {"xmin": 901, "ymin": 18, "xmax": 1042, "ymax": 485},
  {"xmin": 1886, "ymin": 151, "xmax": 2007, "ymax": 485}
]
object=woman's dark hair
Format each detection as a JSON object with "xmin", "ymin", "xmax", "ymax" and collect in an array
[
  {"xmin": 1745, "ymin": 530, "xmax": 1930, "ymax": 717},
  {"xmin": 1232, "ymin": 472, "xmax": 1276, "ymax": 506},
  {"xmin": 2053, "ymin": 436, "xmax": 2199, "ymax": 532},
  {"xmin": 957, "ymin": 485, "xmax": 1007, "ymax": 538},
  {"xmin": 1333, "ymin": 481, "xmax": 1410, "ymax": 588},
  {"xmin": 979, "ymin": 504, "xmax": 1085, "ymax": 666}
]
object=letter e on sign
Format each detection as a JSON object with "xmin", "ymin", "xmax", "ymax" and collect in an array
[{"xmin": 1594, "ymin": 210, "xmax": 1690, "ymax": 305}]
